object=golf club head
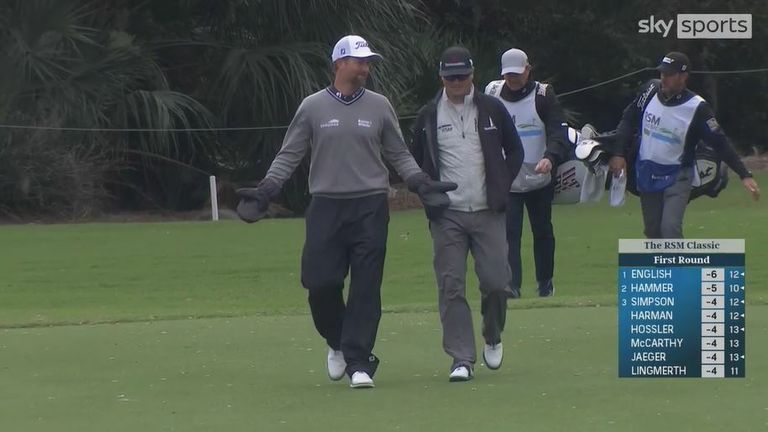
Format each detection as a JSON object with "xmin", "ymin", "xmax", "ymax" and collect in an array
[
  {"xmin": 567, "ymin": 127, "xmax": 581, "ymax": 146},
  {"xmin": 580, "ymin": 123, "xmax": 598, "ymax": 140},
  {"xmin": 575, "ymin": 139, "xmax": 603, "ymax": 162}
]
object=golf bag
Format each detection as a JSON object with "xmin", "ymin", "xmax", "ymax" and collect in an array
[
  {"xmin": 689, "ymin": 141, "xmax": 730, "ymax": 200},
  {"xmin": 582, "ymin": 127, "xmax": 729, "ymax": 201},
  {"xmin": 552, "ymin": 124, "xmax": 611, "ymax": 204}
]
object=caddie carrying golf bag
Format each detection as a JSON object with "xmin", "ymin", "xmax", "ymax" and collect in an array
[{"xmin": 615, "ymin": 79, "xmax": 729, "ymax": 202}]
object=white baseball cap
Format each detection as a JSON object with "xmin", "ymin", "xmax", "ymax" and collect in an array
[
  {"xmin": 501, "ymin": 48, "xmax": 528, "ymax": 75},
  {"xmin": 331, "ymin": 35, "xmax": 383, "ymax": 62}
]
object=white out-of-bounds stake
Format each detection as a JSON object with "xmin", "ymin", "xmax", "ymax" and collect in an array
[{"xmin": 209, "ymin": 175, "xmax": 219, "ymax": 221}]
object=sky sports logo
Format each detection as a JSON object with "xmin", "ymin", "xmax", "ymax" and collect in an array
[{"xmin": 638, "ymin": 14, "xmax": 752, "ymax": 39}]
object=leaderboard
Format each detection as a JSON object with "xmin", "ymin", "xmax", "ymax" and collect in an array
[{"xmin": 618, "ymin": 239, "xmax": 745, "ymax": 378}]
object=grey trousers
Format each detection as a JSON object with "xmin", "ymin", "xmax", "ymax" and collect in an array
[
  {"xmin": 429, "ymin": 209, "xmax": 513, "ymax": 367},
  {"xmin": 640, "ymin": 168, "xmax": 693, "ymax": 239}
]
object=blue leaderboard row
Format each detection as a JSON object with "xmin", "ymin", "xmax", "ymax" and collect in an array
[{"xmin": 618, "ymin": 239, "xmax": 745, "ymax": 378}]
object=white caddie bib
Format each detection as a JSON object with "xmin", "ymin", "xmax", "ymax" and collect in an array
[
  {"xmin": 635, "ymin": 94, "xmax": 703, "ymax": 192},
  {"xmin": 639, "ymin": 94, "xmax": 703, "ymax": 165},
  {"xmin": 485, "ymin": 80, "xmax": 549, "ymax": 192}
]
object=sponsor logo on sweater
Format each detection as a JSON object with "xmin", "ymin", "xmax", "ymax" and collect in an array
[{"xmin": 320, "ymin": 119, "xmax": 340, "ymax": 128}]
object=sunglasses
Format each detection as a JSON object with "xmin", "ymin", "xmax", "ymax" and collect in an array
[{"xmin": 443, "ymin": 74, "xmax": 471, "ymax": 82}]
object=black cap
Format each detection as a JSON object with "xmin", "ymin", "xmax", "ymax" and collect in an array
[
  {"xmin": 656, "ymin": 51, "xmax": 690, "ymax": 74},
  {"xmin": 439, "ymin": 46, "xmax": 474, "ymax": 77}
]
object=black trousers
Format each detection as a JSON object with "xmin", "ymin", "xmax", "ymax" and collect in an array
[
  {"xmin": 506, "ymin": 183, "xmax": 555, "ymax": 289},
  {"xmin": 301, "ymin": 193, "xmax": 388, "ymax": 377}
]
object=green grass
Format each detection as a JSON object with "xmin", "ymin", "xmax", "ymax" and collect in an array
[
  {"xmin": 1, "ymin": 172, "xmax": 765, "ymax": 327},
  {"xmin": 1, "ymin": 309, "xmax": 767, "ymax": 431},
  {"xmin": 0, "ymin": 172, "xmax": 766, "ymax": 431}
]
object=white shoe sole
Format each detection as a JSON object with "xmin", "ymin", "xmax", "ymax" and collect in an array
[
  {"xmin": 349, "ymin": 371, "xmax": 374, "ymax": 388},
  {"xmin": 448, "ymin": 366, "xmax": 474, "ymax": 382},
  {"xmin": 448, "ymin": 375, "xmax": 473, "ymax": 382}
]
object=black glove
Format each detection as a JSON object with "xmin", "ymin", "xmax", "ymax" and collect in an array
[
  {"xmin": 236, "ymin": 178, "xmax": 280, "ymax": 223},
  {"xmin": 406, "ymin": 172, "xmax": 458, "ymax": 220}
]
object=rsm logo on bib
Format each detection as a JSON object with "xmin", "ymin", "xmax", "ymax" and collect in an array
[{"xmin": 645, "ymin": 112, "xmax": 661, "ymax": 127}]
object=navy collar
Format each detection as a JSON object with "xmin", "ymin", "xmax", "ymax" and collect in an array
[
  {"xmin": 326, "ymin": 86, "xmax": 366, "ymax": 105},
  {"xmin": 657, "ymin": 88, "xmax": 696, "ymax": 106}
]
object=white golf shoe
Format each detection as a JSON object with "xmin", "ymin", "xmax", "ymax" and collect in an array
[
  {"xmin": 327, "ymin": 347, "xmax": 346, "ymax": 381},
  {"xmin": 483, "ymin": 343, "xmax": 503, "ymax": 370},
  {"xmin": 448, "ymin": 365, "xmax": 474, "ymax": 382},
  {"xmin": 349, "ymin": 371, "xmax": 374, "ymax": 388}
]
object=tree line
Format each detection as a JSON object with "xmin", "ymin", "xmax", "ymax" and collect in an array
[{"xmin": 1, "ymin": 0, "xmax": 765, "ymax": 218}]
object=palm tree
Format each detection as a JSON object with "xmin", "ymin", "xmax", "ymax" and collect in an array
[
  {"xmin": 0, "ymin": 0, "xmax": 217, "ymax": 216},
  {"xmin": 1, "ymin": 0, "xmax": 437, "ymax": 215}
]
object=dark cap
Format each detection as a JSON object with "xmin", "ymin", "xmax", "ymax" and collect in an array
[
  {"xmin": 656, "ymin": 51, "xmax": 690, "ymax": 74},
  {"xmin": 439, "ymin": 46, "xmax": 474, "ymax": 77}
]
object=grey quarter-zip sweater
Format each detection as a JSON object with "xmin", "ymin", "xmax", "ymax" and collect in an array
[{"xmin": 265, "ymin": 87, "xmax": 422, "ymax": 198}]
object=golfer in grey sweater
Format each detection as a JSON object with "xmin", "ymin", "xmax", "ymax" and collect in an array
[{"xmin": 236, "ymin": 35, "xmax": 456, "ymax": 389}]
